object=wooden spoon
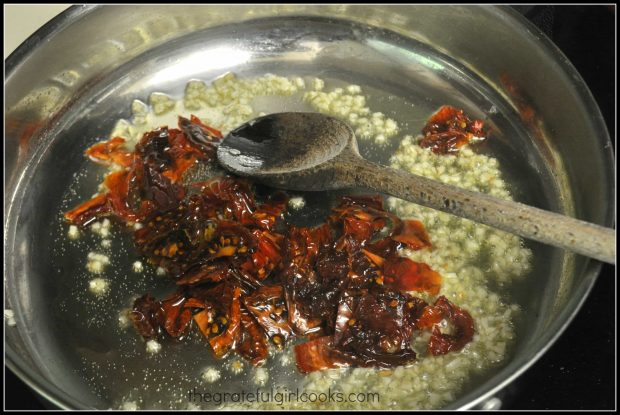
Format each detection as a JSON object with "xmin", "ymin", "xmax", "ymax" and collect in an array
[{"xmin": 216, "ymin": 112, "xmax": 615, "ymax": 264}]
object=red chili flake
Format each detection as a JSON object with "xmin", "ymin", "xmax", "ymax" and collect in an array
[
  {"xmin": 361, "ymin": 248, "xmax": 385, "ymax": 267},
  {"xmin": 130, "ymin": 294, "xmax": 165, "ymax": 339},
  {"xmin": 208, "ymin": 285, "xmax": 242, "ymax": 359},
  {"xmin": 392, "ymin": 219, "xmax": 432, "ymax": 250},
  {"xmin": 294, "ymin": 336, "xmax": 349, "ymax": 373},
  {"xmin": 193, "ymin": 308, "xmax": 215, "ymax": 338},
  {"xmin": 64, "ymin": 193, "xmax": 111, "ymax": 227},
  {"xmin": 85, "ymin": 136, "xmax": 134, "ymax": 167},
  {"xmin": 195, "ymin": 177, "xmax": 256, "ymax": 224},
  {"xmin": 419, "ymin": 105, "xmax": 487, "ymax": 155},
  {"xmin": 383, "ymin": 257, "xmax": 442, "ymax": 295},
  {"xmin": 417, "ymin": 296, "xmax": 475, "ymax": 355},
  {"xmin": 237, "ymin": 306, "xmax": 269, "ymax": 366},
  {"xmin": 189, "ymin": 114, "xmax": 223, "ymax": 138},
  {"xmin": 160, "ymin": 293, "xmax": 194, "ymax": 338},
  {"xmin": 175, "ymin": 262, "xmax": 230, "ymax": 286},
  {"xmin": 243, "ymin": 285, "xmax": 294, "ymax": 345}
]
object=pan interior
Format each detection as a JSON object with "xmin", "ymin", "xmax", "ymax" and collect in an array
[{"xmin": 7, "ymin": 15, "xmax": 568, "ymax": 409}]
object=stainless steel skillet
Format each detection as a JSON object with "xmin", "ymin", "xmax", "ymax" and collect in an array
[{"xmin": 5, "ymin": 5, "xmax": 614, "ymax": 409}]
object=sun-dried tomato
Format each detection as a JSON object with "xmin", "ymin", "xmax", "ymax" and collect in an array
[
  {"xmin": 64, "ymin": 193, "xmax": 111, "ymax": 226},
  {"xmin": 130, "ymin": 294, "xmax": 165, "ymax": 339},
  {"xmin": 329, "ymin": 287, "xmax": 426, "ymax": 368},
  {"xmin": 175, "ymin": 262, "xmax": 230, "ymax": 286},
  {"xmin": 237, "ymin": 306, "xmax": 269, "ymax": 365},
  {"xmin": 392, "ymin": 219, "xmax": 432, "ymax": 250},
  {"xmin": 419, "ymin": 106, "xmax": 487, "ymax": 155},
  {"xmin": 243, "ymin": 285, "xmax": 294, "ymax": 346},
  {"xmin": 417, "ymin": 296, "xmax": 475, "ymax": 355},
  {"xmin": 294, "ymin": 336, "xmax": 350, "ymax": 373},
  {"xmin": 68, "ymin": 111, "xmax": 477, "ymax": 371},
  {"xmin": 160, "ymin": 293, "xmax": 194, "ymax": 338},
  {"xmin": 86, "ymin": 136, "xmax": 134, "ymax": 167},
  {"xmin": 196, "ymin": 177, "xmax": 255, "ymax": 224},
  {"xmin": 206, "ymin": 284, "xmax": 242, "ymax": 359},
  {"xmin": 383, "ymin": 257, "xmax": 442, "ymax": 295}
]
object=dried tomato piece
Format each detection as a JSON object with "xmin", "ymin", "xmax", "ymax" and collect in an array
[
  {"xmin": 160, "ymin": 293, "xmax": 194, "ymax": 338},
  {"xmin": 240, "ymin": 230, "xmax": 283, "ymax": 280},
  {"xmin": 392, "ymin": 219, "xmax": 432, "ymax": 250},
  {"xmin": 331, "ymin": 197, "xmax": 424, "ymax": 256},
  {"xmin": 363, "ymin": 237, "xmax": 399, "ymax": 259},
  {"xmin": 252, "ymin": 192, "xmax": 288, "ymax": 231},
  {"xmin": 281, "ymin": 247, "xmax": 349, "ymax": 337},
  {"xmin": 284, "ymin": 285, "xmax": 323, "ymax": 337},
  {"xmin": 294, "ymin": 336, "xmax": 350, "ymax": 373},
  {"xmin": 194, "ymin": 308, "xmax": 215, "ymax": 339},
  {"xmin": 383, "ymin": 257, "xmax": 442, "ymax": 295},
  {"xmin": 419, "ymin": 105, "xmax": 487, "ymax": 155},
  {"xmin": 64, "ymin": 193, "xmax": 111, "ymax": 227},
  {"xmin": 243, "ymin": 285, "xmax": 294, "ymax": 347},
  {"xmin": 162, "ymin": 129, "xmax": 201, "ymax": 183},
  {"xmin": 316, "ymin": 246, "xmax": 350, "ymax": 283},
  {"xmin": 417, "ymin": 296, "xmax": 475, "ymax": 355},
  {"xmin": 347, "ymin": 249, "xmax": 382, "ymax": 288},
  {"xmin": 187, "ymin": 284, "xmax": 242, "ymax": 357},
  {"xmin": 183, "ymin": 297, "xmax": 209, "ymax": 309},
  {"xmin": 136, "ymin": 161, "xmax": 186, "ymax": 213},
  {"xmin": 85, "ymin": 136, "xmax": 134, "ymax": 167},
  {"xmin": 284, "ymin": 225, "xmax": 331, "ymax": 271},
  {"xmin": 361, "ymin": 248, "xmax": 385, "ymax": 267},
  {"xmin": 130, "ymin": 294, "xmax": 165, "ymax": 339},
  {"xmin": 204, "ymin": 220, "xmax": 256, "ymax": 261},
  {"xmin": 134, "ymin": 210, "xmax": 192, "ymax": 276},
  {"xmin": 104, "ymin": 170, "xmax": 145, "ymax": 221},
  {"xmin": 330, "ymin": 287, "xmax": 424, "ymax": 368},
  {"xmin": 236, "ymin": 306, "xmax": 269, "ymax": 366},
  {"xmin": 65, "ymin": 119, "xmax": 218, "ymax": 229},
  {"xmin": 208, "ymin": 285, "xmax": 242, "ymax": 358},
  {"xmin": 179, "ymin": 115, "xmax": 223, "ymax": 158},
  {"xmin": 332, "ymin": 207, "xmax": 386, "ymax": 246},
  {"xmin": 176, "ymin": 262, "xmax": 230, "ymax": 285},
  {"xmin": 196, "ymin": 177, "xmax": 255, "ymax": 224}
]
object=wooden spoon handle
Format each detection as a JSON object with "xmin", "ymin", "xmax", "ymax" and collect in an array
[{"xmin": 346, "ymin": 156, "xmax": 615, "ymax": 264}]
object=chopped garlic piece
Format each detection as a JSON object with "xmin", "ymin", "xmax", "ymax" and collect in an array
[
  {"xmin": 156, "ymin": 267, "xmax": 167, "ymax": 277},
  {"xmin": 86, "ymin": 260, "xmax": 104, "ymax": 274},
  {"xmin": 88, "ymin": 278, "xmax": 110, "ymax": 297},
  {"xmin": 120, "ymin": 401, "xmax": 138, "ymax": 411},
  {"xmin": 150, "ymin": 92, "xmax": 176, "ymax": 115},
  {"xmin": 288, "ymin": 196, "xmax": 306, "ymax": 210},
  {"xmin": 68, "ymin": 225, "xmax": 80, "ymax": 239},
  {"xmin": 253, "ymin": 367, "xmax": 269, "ymax": 386},
  {"xmin": 86, "ymin": 252, "xmax": 110, "ymax": 274},
  {"xmin": 201, "ymin": 367, "xmax": 221, "ymax": 383},
  {"xmin": 4, "ymin": 309, "xmax": 16, "ymax": 327},
  {"xmin": 229, "ymin": 359, "xmax": 244, "ymax": 375},
  {"xmin": 132, "ymin": 261, "xmax": 144, "ymax": 273},
  {"xmin": 118, "ymin": 309, "xmax": 131, "ymax": 329},
  {"xmin": 146, "ymin": 339, "xmax": 162, "ymax": 355}
]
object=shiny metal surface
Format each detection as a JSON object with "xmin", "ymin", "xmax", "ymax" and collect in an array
[{"xmin": 5, "ymin": 5, "xmax": 614, "ymax": 410}]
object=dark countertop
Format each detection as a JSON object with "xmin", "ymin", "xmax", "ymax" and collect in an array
[{"xmin": 4, "ymin": 5, "xmax": 615, "ymax": 411}]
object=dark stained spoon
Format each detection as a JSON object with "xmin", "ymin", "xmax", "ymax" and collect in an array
[{"xmin": 216, "ymin": 112, "xmax": 615, "ymax": 264}]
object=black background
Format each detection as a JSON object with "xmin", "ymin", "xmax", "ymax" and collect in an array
[{"xmin": 4, "ymin": 5, "xmax": 615, "ymax": 411}]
